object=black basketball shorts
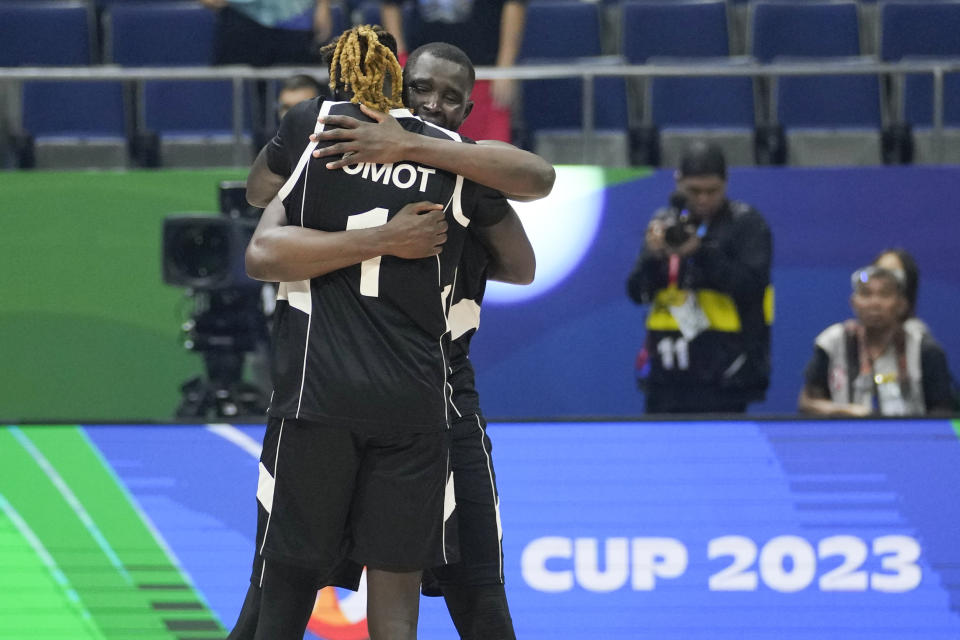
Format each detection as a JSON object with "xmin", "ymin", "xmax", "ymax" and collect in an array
[
  {"xmin": 252, "ymin": 416, "xmax": 458, "ymax": 586},
  {"xmin": 423, "ymin": 413, "xmax": 504, "ymax": 595}
]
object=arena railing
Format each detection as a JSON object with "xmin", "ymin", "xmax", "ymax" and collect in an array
[{"xmin": 1, "ymin": 59, "xmax": 958, "ymax": 165}]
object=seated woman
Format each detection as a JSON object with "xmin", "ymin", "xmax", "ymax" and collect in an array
[{"xmin": 798, "ymin": 263, "xmax": 955, "ymax": 416}]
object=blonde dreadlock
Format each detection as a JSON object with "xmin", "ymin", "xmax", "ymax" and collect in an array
[{"xmin": 320, "ymin": 25, "xmax": 404, "ymax": 112}]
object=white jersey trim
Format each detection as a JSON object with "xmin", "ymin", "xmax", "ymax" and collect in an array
[
  {"xmin": 451, "ymin": 174, "xmax": 469, "ymax": 228},
  {"xmin": 258, "ymin": 418, "xmax": 285, "ymax": 561},
  {"xmin": 277, "ymin": 99, "xmax": 335, "ymax": 202},
  {"xmin": 474, "ymin": 414, "xmax": 505, "ymax": 583},
  {"xmin": 449, "ymin": 297, "xmax": 481, "ymax": 341},
  {"xmin": 276, "ymin": 280, "xmax": 312, "ymax": 316}
]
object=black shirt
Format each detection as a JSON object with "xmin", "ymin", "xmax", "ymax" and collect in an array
[
  {"xmin": 383, "ymin": 0, "xmax": 524, "ymax": 66},
  {"xmin": 446, "ymin": 229, "xmax": 493, "ymax": 418},
  {"xmin": 266, "ymin": 98, "xmax": 507, "ymax": 432},
  {"xmin": 626, "ymin": 199, "xmax": 773, "ymax": 400}
]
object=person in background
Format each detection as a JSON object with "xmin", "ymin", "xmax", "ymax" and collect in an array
[
  {"xmin": 277, "ymin": 74, "xmax": 326, "ymax": 120},
  {"xmin": 380, "ymin": 0, "xmax": 526, "ymax": 142},
  {"xmin": 798, "ymin": 264, "xmax": 955, "ymax": 416},
  {"xmin": 626, "ymin": 141, "xmax": 773, "ymax": 414},
  {"xmin": 252, "ymin": 73, "xmax": 328, "ymax": 151},
  {"xmin": 201, "ymin": 0, "xmax": 335, "ymax": 66},
  {"xmin": 201, "ymin": 0, "xmax": 335, "ymax": 150}
]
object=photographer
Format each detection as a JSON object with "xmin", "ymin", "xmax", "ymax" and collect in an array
[{"xmin": 626, "ymin": 142, "xmax": 773, "ymax": 413}]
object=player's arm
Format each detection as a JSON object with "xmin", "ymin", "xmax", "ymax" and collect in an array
[
  {"xmin": 246, "ymin": 99, "xmax": 319, "ymax": 207},
  {"xmin": 474, "ymin": 205, "xmax": 535, "ymax": 285},
  {"xmin": 246, "ymin": 148, "xmax": 287, "ymax": 208},
  {"xmin": 312, "ymin": 105, "xmax": 556, "ymax": 200},
  {"xmin": 245, "ymin": 196, "xmax": 448, "ymax": 282}
]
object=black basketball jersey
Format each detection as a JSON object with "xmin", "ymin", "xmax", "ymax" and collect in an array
[
  {"xmin": 446, "ymin": 230, "xmax": 492, "ymax": 418},
  {"xmin": 265, "ymin": 98, "xmax": 506, "ymax": 433}
]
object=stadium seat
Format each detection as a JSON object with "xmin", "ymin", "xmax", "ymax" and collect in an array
[
  {"xmin": 517, "ymin": 0, "xmax": 628, "ymax": 165},
  {"xmin": 750, "ymin": 1, "xmax": 884, "ymax": 166},
  {"xmin": 880, "ymin": 1, "xmax": 960, "ymax": 163},
  {"xmin": 0, "ymin": 1, "xmax": 126, "ymax": 168},
  {"xmin": 621, "ymin": 0, "xmax": 757, "ymax": 166},
  {"xmin": 106, "ymin": 2, "xmax": 247, "ymax": 167}
]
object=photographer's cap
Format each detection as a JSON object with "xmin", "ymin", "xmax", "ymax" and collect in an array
[{"xmin": 678, "ymin": 141, "xmax": 727, "ymax": 180}]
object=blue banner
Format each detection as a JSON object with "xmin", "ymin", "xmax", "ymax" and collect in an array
[
  {"xmin": 4, "ymin": 420, "xmax": 957, "ymax": 639},
  {"xmin": 472, "ymin": 166, "xmax": 960, "ymax": 417}
]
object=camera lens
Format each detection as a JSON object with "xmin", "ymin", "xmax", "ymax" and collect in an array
[{"xmin": 170, "ymin": 224, "xmax": 230, "ymax": 281}]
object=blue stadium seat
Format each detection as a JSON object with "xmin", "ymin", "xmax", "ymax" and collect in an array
[
  {"xmin": 879, "ymin": 0, "xmax": 960, "ymax": 63},
  {"xmin": 0, "ymin": 1, "xmax": 126, "ymax": 167},
  {"xmin": 517, "ymin": 1, "xmax": 628, "ymax": 164},
  {"xmin": 106, "ymin": 2, "xmax": 232, "ymax": 137},
  {"xmin": 880, "ymin": 1, "xmax": 960, "ymax": 162},
  {"xmin": 354, "ymin": 0, "xmax": 381, "ymax": 26},
  {"xmin": 648, "ymin": 59, "xmax": 755, "ymax": 130},
  {"xmin": 622, "ymin": 0, "xmax": 730, "ymax": 62},
  {"xmin": 622, "ymin": 0, "xmax": 756, "ymax": 166},
  {"xmin": 750, "ymin": 1, "xmax": 883, "ymax": 165},
  {"xmin": 519, "ymin": 1, "xmax": 625, "ymax": 132},
  {"xmin": 750, "ymin": 1, "xmax": 862, "ymax": 62}
]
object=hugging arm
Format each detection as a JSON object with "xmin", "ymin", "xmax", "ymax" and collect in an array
[
  {"xmin": 312, "ymin": 106, "xmax": 555, "ymax": 200},
  {"xmin": 245, "ymin": 197, "xmax": 448, "ymax": 282},
  {"xmin": 475, "ymin": 205, "xmax": 535, "ymax": 285}
]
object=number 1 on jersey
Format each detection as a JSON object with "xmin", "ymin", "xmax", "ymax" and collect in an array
[{"xmin": 346, "ymin": 208, "xmax": 389, "ymax": 297}]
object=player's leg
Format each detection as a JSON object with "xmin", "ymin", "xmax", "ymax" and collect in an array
[
  {"xmin": 366, "ymin": 569, "xmax": 422, "ymax": 640},
  {"xmin": 228, "ymin": 416, "xmax": 285, "ymax": 640},
  {"xmin": 349, "ymin": 429, "xmax": 454, "ymax": 640},
  {"xmin": 249, "ymin": 417, "xmax": 363, "ymax": 638},
  {"xmin": 437, "ymin": 414, "xmax": 517, "ymax": 640},
  {"xmin": 225, "ymin": 582, "xmax": 260, "ymax": 640},
  {"xmin": 253, "ymin": 559, "xmax": 318, "ymax": 640},
  {"xmin": 441, "ymin": 583, "xmax": 516, "ymax": 640}
]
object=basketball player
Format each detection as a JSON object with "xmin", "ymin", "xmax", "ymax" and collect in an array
[
  {"xmin": 243, "ymin": 42, "xmax": 538, "ymax": 640},
  {"xmin": 230, "ymin": 27, "xmax": 549, "ymax": 640}
]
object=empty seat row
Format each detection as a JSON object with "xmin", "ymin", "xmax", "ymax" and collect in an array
[
  {"xmin": 2, "ymin": 0, "xmax": 959, "ymax": 168},
  {"xmin": 517, "ymin": 0, "xmax": 960, "ymax": 166}
]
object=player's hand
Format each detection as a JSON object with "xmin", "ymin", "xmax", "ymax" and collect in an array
[
  {"xmin": 199, "ymin": 0, "xmax": 227, "ymax": 9},
  {"xmin": 310, "ymin": 105, "xmax": 413, "ymax": 169},
  {"xmin": 382, "ymin": 202, "xmax": 447, "ymax": 259}
]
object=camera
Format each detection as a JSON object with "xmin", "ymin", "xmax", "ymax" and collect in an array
[
  {"xmin": 161, "ymin": 181, "xmax": 269, "ymax": 419},
  {"xmin": 663, "ymin": 191, "xmax": 694, "ymax": 247}
]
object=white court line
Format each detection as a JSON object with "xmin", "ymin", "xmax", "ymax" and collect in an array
[{"xmin": 206, "ymin": 423, "xmax": 263, "ymax": 459}]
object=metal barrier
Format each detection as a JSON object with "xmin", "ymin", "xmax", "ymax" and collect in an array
[{"xmin": 1, "ymin": 59, "xmax": 958, "ymax": 165}]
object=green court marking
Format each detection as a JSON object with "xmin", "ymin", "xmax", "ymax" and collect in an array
[
  {"xmin": 0, "ymin": 426, "xmax": 225, "ymax": 639},
  {"xmin": 601, "ymin": 166, "xmax": 654, "ymax": 187},
  {"xmin": 0, "ymin": 495, "xmax": 106, "ymax": 640},
  {"xmin": 952, "ymin": 419, "xmax": 960, "ymax": 441}
]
